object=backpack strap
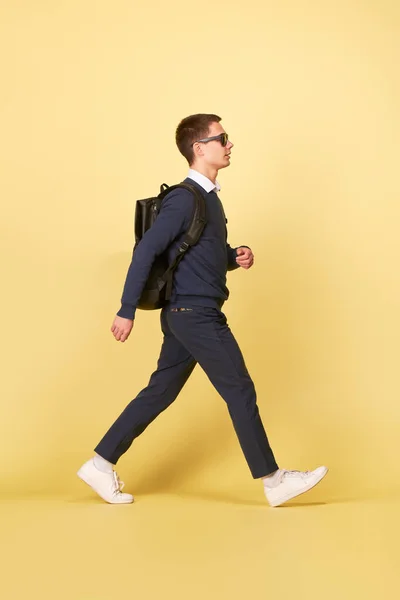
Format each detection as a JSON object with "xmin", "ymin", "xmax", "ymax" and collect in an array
[{"xmin": 158, "ymin": 182, "xmax": 207, "ymax": 300}]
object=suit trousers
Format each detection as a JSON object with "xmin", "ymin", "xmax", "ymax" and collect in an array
[{"xmin": 94, "ymin": 306, "xmax": 279, "ymax": 478}]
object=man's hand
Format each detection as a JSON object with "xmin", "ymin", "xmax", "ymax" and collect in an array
[
  {"xmin": 111, "ymin": 316, "xmax": 134, "ymax": 342},
  {"xmin": 236, "ymin": 246, "xmax": 254, "ymax": 269}
]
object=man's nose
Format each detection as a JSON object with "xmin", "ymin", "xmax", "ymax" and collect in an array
[{"xmin": 227, "ymin": 140, "xmax": 234, "ymax": 149}]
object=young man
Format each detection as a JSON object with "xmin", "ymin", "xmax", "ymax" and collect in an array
[{"xmin": 78, "ymin": 114, "xmax": 328, "ymax": 507}]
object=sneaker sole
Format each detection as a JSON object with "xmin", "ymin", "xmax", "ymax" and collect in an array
[
  {"xmin": 267, "ymin": 467, "xmax": 329, "ymax": 507},
  {"xmin": 77, "ymin": 468, "xmax": 134, "ymax": 504}
]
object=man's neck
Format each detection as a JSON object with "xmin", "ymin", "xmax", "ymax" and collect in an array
[{"xmin": 190, "ymin": 165, "xmax": 218, "ymax": 184}]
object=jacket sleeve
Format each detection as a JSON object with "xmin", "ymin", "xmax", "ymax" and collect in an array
[
  {"xmin": 116, "ymin": 189, "xmax": 195, "ymax": 320},
  {"xmin": 227, "ymin": 244, "xmax": 250, "ymax": 271},
  {"xmin": 227, "ymin": 244, "xmax": 240, "ymax": 271}
]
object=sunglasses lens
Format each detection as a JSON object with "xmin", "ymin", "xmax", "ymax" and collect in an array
[{"xmin": 222, "ymin": 133, "xmax": 228, "ymax": 146}]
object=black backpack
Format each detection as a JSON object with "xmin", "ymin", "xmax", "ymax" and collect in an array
[{"xmin": 134, "ymin": 182, "xmax": 207, "ymax": 310}]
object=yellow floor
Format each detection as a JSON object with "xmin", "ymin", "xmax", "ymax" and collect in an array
[{"xmin": 1, "ymin": 482, "xmax": 398, "ymax": 600}]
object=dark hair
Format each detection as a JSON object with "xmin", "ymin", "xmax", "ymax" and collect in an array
[{"xmin": 175, "ymin": 113, "xmax": 221, "ymax": 165}]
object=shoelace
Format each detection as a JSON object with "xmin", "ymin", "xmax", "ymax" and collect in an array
[
  {"xmin": 283, "ymin": 470, "xmax": 311, "ymax": 478},
  {"xmin": 112, "ymin": 471, "xmax": 125, "ymax": 496}
]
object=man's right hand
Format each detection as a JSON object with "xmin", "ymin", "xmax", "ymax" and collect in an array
[{"xmin": 111, "ymin": 316, "xmax": 134, "ymax": 343}]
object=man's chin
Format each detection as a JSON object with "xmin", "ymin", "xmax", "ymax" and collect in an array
[{"xmin": 219, "ymin": 160, "xmax": 231, "ymax": 169}]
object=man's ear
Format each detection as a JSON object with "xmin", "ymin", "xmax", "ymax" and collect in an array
[{"xmin": 192, "ymin": 142, "xmax": 203, "ymax": 159}]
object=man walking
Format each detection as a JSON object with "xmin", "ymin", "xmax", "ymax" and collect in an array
[{"xmin": 78, "ymin": 114, "xmax": 328, "ymax": 507}]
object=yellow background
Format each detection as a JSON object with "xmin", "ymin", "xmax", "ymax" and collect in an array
[{"xmin": 1, "ymin": 1, "xmax": 399, "ymax": 598}]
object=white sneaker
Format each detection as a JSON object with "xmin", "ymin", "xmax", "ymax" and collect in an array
[
  {"xmin": 77, "ymin": 458, "xmax": 134, "ymax": 504},
  {"xmin": 264, "ymin": 466, "xmax": 328, "ymax": 507}
]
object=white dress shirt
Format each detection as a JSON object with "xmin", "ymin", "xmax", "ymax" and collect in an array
[{"xmin": 187, "ymin": 168, "xmax": 221, "ymax": 194}]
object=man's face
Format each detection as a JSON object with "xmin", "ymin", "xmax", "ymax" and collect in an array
[{"xmin": 194, "ymin": 121, "xmax": 234, "ymax": 170}]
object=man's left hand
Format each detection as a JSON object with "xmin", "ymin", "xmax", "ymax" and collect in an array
[{"xmin": 236, "ymin": 247, "xmax": 254, "ymax": 269}]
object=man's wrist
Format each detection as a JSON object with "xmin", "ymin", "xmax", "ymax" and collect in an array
[{"xmin": 116, "ymin": 304, "xmax": 136, "ymax": 320}]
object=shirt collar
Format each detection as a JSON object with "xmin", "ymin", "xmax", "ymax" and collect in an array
[{"xmin": 187, "ymin": 168, "xmax": 221, "ymax": 193}]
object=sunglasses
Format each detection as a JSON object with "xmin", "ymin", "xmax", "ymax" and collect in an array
[{"xmin": 192, "ymin": 132, "xmax": 229, "ymax": 147}]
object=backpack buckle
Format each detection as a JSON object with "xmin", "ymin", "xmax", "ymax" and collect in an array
[{"xmin": 179, "ymin": 241, "xmax": 189, "ymax": 253}]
